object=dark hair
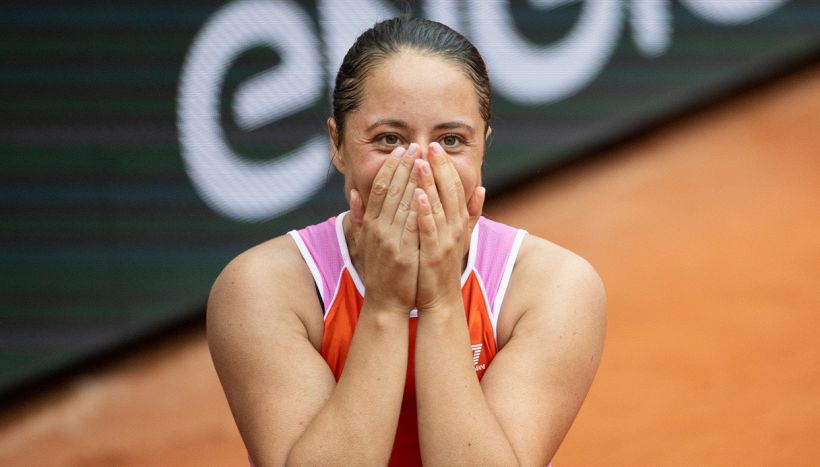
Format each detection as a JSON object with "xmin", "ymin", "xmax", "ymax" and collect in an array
[{"xmin": 332, "ymin": 16, "xmax": 491, "ymax": 145}]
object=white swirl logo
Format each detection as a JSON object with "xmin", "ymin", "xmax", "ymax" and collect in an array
[{"xmin": 178, "ymin": 0, "xmax": 788, "ymax": 222}]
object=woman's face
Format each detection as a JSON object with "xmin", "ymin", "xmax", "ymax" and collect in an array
[{"xmin": 329, "ymin": 51, "xmax": 488, "ymax": 208}]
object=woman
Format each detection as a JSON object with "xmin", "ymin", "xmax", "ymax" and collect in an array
[{"xmin": 208, "ymin": 16, "xmax": 606, "ymax": 466}]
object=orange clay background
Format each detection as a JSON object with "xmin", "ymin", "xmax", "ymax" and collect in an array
[{"xmin": 1, "ymin": 64, "xmax": 819, "ymax": 466}]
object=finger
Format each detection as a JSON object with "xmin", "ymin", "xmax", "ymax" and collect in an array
[
  {"xmin": 415, "ymin": 158, "xmax": 446, "ymax": 230},
  {"xmin": 414, "ymin": 188, "xmax": 438, "ymax": 252},
  {"xmin": 393, "ymin": 158, "xmax": 421, "ymax": 228},
  {"xmin": 364, "ymin": 146, "xmax": 405, "ymax": 221},
  {"xmin": 381, "ymin": 143, "xmax": 419, "ymax": 223},
  {"xmin": 400, "ymin": 200, "xmax": 419, "ymax": 252},
  {"xmin": 466, "ymin": 186, "xmax": 485, "ymax": 232},
  {"xmin": 349, "ymin": 188, "xmax": 364, "ymax": 231},
  {"xmin": 427, "ymin": 142, "xmax": 467, "ymax": 220}
]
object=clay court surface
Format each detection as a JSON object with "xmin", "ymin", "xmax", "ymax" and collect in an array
[{"xmin": 1, "ymin": 64, "xmax": 819, "ymax": 466}]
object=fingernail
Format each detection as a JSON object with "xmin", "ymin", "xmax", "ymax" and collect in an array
[
  {"xmin": 392, "ymin": 146, "xmax": 406, "ymax": 158},
  {"xmin": 407, "ymin": 143, "xmax": 418, "ymax": 157},
  {"xmin": 430, "ymin": 142, "xmax": 445, "ymax": 156},
  {"xmin": 414, "ymin": 188, "xmax": 427, "ymax": 205},
  {"xmin": 478, "ymin": 186, "xmax": 486, "ymax": 197},
  {"xmin": 421, "ymin": 160, "xmax": 431, "ymax": 175}
]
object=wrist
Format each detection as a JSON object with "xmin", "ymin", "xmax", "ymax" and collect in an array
[
  {"xmin": 415, "ymin": 300, "xmax": 469, "ymax": 344},
  {"xmin": 416, "ymin": 293, "xmax": 463, "ymax": 319},
  {"xmin": 361, "ymin": 298, "xmax": 413, "ymax": 321}
]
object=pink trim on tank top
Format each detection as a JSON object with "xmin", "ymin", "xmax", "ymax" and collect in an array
[
  {"xmin": 297, "ymin": 216, "xmax": 344, "ymax": 312},
  {"xmin": 474, "ymin": 217, "xmax": 520, "ymax": 317}
]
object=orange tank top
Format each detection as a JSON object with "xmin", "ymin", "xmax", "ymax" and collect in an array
[{"xmin": 289, "ymin": 213, "xmax": 526, "ymax": 466}]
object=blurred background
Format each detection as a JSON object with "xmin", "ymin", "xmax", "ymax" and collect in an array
[{"xmin": 1, "ymin": 1, "xmax": 819, "ymax": 465}]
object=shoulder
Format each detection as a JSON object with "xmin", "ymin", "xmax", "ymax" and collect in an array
[
  {"xmin": 498, "ymin": 233, "xmax": 607, "ymax": 348},
  {"xmin": 517, "ymin": 234, "xmax": 606, "ymax": 309},
  {"xmin": 209, "ymin": 234, "xmax": 309, "ymax": 312},
  {"xmin": 207, "ymin": 233, "xmax": 323, "ymax": 350}
]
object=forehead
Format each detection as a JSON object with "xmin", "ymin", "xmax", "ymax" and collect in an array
[{"xmin": 354, "ymin": 51, "xmax": 482, "ymax": 126}]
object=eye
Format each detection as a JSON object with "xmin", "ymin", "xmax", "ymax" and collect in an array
[
  {"xmin": 376, "ymin": 133, "xmax": 402, "ymax": 147},
  {"xmin": 440, "ymin": 134, "xmax": 463, "ymax": 148}
]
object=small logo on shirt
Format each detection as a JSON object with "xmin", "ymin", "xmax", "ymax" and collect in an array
[{"xmin": 472, "ymin": 343, "xmax": 485, "ymax": 371}]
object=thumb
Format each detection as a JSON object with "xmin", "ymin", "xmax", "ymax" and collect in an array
[
  {"xmin": 349, "ymin": 189, "xmax": 364, "ymax": 231},
  {"xmin": 467, "ymin": 186, "xmax": 485, "ymax": 230}
]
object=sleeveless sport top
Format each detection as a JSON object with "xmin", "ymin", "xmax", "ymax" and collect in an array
[{"xmin": 288, "ymin": 212, "xmax": 527, "ymax": 466}]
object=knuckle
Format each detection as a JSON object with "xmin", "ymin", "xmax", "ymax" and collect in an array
[
  {"xmin": 388, "ymin": 183, "xmax": 403, "ymax": 197},
  {"xmin": 398, "ymin": 199, "xmax": 412, "ymax": 213},
  {"xmin": 376, "ymin": 223, "xmax": 391, "ymax": 237},
  {"xmin": 400, "ymin": 155, "xmax": 415, "ymax": 168},
  {"xmin": 448, "ymin": 179, "xmax": 463, "ymax": 197},
  {"xmin": 396, "ymin": 255, "xmax": 414, "ymax": 268},
  {"xmin": 418, "ymin": 174, "xmax": 431, "ymax": 190},
  {"xmin": 383, "ymin": 157, "xmax": 398, "ymax": 170},
  {"xmin": 426, "ymin": 255, "xmax": 444, "ymax": 268},
  {"xmin": 366, "ymin": 223, "xmax": 385, "ymax": 241},
  {"xmin": 405, "ymin": 222, "xmax": 419, "ymax": 234},
  {"xmin": 372, "ymin": 181, "xmax": 389, "ymax": 196},
  {"xmin": 457, "ymin": 208, "xmax": 469, "ymax": 223}
]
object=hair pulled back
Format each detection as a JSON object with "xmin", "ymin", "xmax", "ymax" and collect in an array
[{"xmin": 332, "ymin": 16, "xmax": 491, "ymax": 145}]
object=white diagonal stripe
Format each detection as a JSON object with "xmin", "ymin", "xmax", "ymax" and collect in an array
[{"xmin": 471, "ymin": 344, "xmax": 483, "ymax": 365}]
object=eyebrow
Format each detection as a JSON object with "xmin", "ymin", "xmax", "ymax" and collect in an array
[
  {"xmin": 365, "ymin": 118, "xmax": 475, "ymax": 136},
  {"xmin": 433, "ymin": 121, "xmax": 475, "ymax": 136},
  {"xmin": 365, "ymin": 119, "xmax": 410, "ymax": 133}
]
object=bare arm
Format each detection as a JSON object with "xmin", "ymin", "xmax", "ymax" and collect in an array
[
  {"xmin": 207, "ymin": 241, "xmax": 408, "ymax": 466},
  {"xmin": 415, "ymin": 239, "xmax": 606, "ymax": 466},
  {"xmin": 481, "ymin": 240, "xmax": 607, "ymax": 464},
  {"xmin": 412, "ymin": 143, "xmax": 607, "ymax": 465},
  {"xmin": 208, "ymin": 144, "xmax": 424, "ymax": 466}
]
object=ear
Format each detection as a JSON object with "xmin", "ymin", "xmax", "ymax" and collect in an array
[
  {"xmin": 327, "ymin": 117, "xmax": 344, "ymax": 172},
  {"xmin": 479, "ymin": 125, "xmax": 492, "ymax": 177}
]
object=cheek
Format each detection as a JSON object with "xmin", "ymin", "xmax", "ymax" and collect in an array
[
  {"xmin": 350, "ymin": 157, "xmax": 384, "ymax": 202},
  {"xmin": 454, "ymin": 162, "xmax": 481, "ymax": 198}
]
